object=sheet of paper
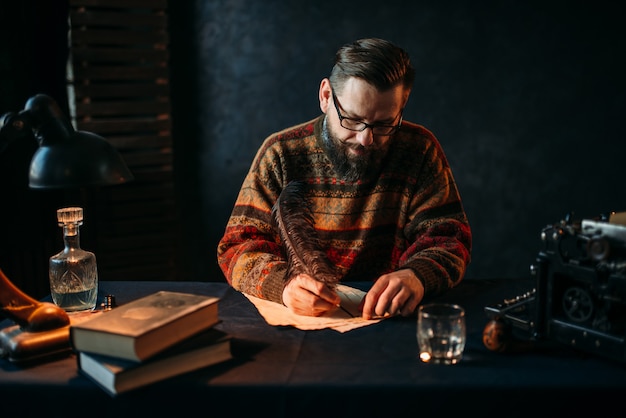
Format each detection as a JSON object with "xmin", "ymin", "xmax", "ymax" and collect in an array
[{"xmin": 243, "ymin": 284, "xmax": 384, "ymax": 332}]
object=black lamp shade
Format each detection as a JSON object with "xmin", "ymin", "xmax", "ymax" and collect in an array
[
  {"xmin": 29, "ymin": 130, "xmax": 134, "ymax": 189},
  {"xmin": 7, "ymin": 94, "xmax": 136, "ymax": 189}
]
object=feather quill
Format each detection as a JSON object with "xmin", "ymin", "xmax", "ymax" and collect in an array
[{"xmin": 271, "ymin": 180, "xmax": 340, "ymax": 287}]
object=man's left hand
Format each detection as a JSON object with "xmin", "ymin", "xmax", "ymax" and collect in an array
[{"xmin": 361, "ymin": 269, "xmax": 424, "ymax": 319}]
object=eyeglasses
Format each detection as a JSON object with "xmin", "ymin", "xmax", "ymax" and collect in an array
[{"xmin": 331, "ymin": 90, "xmax": 403, "ymax": 136}]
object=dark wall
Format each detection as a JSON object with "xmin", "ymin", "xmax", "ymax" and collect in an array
[
  {"xmin": 169, "ymin": 0, "xmax": 626, "ymax": 282},
  {"xmin": 3, "ymin": 1, "xmax": 625, "ymax": 292},
  {"xmin": 0, "ymin": 0, "xmax": 72, "ymax": 296}
]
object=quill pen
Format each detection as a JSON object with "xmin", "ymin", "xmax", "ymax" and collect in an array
[{"xmin": 271, "ymin": 180, "xmax": 340, "ymax": 288}]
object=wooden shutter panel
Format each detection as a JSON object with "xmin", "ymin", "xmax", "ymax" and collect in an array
[{"xmin": 67, "ymin": 0, "xmax": 180, "ymax": 281}]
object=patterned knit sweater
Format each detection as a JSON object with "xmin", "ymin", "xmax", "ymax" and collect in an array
[{"xmin": 217, "ymin": 116, "xmax": 472, "ymax": 304}]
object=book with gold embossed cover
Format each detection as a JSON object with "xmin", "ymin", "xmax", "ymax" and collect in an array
[{"xmin": 70, "ymin": 291, "xmax": 220, "ymax": 362}]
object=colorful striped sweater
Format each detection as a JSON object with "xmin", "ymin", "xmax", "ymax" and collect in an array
[{"xmin": 217, "ymin": 116, "xmax": 472, "ymax": 304}]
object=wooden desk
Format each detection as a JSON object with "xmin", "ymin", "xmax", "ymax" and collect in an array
[{"xmin": 1, "ymin": 279, "xmax": 625, "ymax": 417}]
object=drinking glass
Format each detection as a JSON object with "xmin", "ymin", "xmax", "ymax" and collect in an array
[{"xmin": 417, "ymin": 303, "xmax": 466, "ymax": 365}]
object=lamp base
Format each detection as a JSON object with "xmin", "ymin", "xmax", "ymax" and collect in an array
[
  {"xmin": 0, "ymin": 310, "xmax": 102, "ymax": 364},
  {"xmin": 0, "ymin": 324, "xmax": 71, "ymax": 364}
]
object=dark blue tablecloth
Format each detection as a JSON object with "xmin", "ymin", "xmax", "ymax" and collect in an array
[{"xmin": 1, "ymin": 278, "xmax": 625, "ymax": 417}]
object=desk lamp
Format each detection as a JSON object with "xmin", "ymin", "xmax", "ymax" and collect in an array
[{"xmin": 0, "ymin": 94, "xmax": 133, "ymax": 363}]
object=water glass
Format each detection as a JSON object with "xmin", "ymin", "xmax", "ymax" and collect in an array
[{"xmin": 417, "ymin": 303, "xmax": 466, "ymax": 365}]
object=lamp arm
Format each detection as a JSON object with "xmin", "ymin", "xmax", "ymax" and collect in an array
[
  {"xmin": 0, "ymin": 269, "xmax": 69, "ymax": 332},
  {"xmin": 0, "ymin": 94, "xmax": 71, "ymax": 153},
  {"xmin": 0, "ymin": 110, "xmax": 34, "ymax": 154}
]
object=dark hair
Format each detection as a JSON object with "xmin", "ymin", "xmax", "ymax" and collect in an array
[{"xmin": 329, "ymin": 38, "xmax": 415, "ymax": 93}]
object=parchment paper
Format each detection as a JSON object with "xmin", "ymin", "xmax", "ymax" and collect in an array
[{"xmin": 243, "ymin": 284, "xmax": 384, "ymax": 332}]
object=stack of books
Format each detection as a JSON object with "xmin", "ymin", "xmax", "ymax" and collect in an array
[{"xmin": 70, "ymin": 290, "xmax": 232, "ymax": 397}]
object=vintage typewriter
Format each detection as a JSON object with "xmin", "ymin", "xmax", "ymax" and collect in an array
[{"xmin": 483, "ymin": 211, "xmax": 626, "ymax": 363}]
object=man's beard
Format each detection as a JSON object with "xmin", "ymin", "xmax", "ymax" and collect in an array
[{"xmin": 321, "ymin": 116, "xmax": 386, "ymax": 182}]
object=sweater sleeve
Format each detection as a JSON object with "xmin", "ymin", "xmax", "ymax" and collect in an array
[
  {"xmin": 216, "ymin": 136, "xmax": 290, "ymax": 304},
  {"xmin": 397, "ymin": 136, "xmax": 472, "ymax": 298}
]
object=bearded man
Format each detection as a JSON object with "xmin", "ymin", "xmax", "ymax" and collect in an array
[{"xmin": 217, "ymin": 38, "xmax": 472, "ymax": 319}]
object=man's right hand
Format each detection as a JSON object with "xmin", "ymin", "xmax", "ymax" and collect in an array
[{"xmin": 282, "ymin": 274, "xmax": 341, "ymax": 317}]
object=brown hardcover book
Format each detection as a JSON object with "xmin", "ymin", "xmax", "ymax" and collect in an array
[
  {"xmin": 70, "ymin": 291, "xmax": 220, "ymax": 362},
  {"xmin": 78, "ymin": 328, "xmax": 232, "ymax": 397}
]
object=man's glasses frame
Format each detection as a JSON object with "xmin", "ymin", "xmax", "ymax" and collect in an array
[{"xmin": 331, "ymin": 90, "xmax": 403, "ymax": 136}]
